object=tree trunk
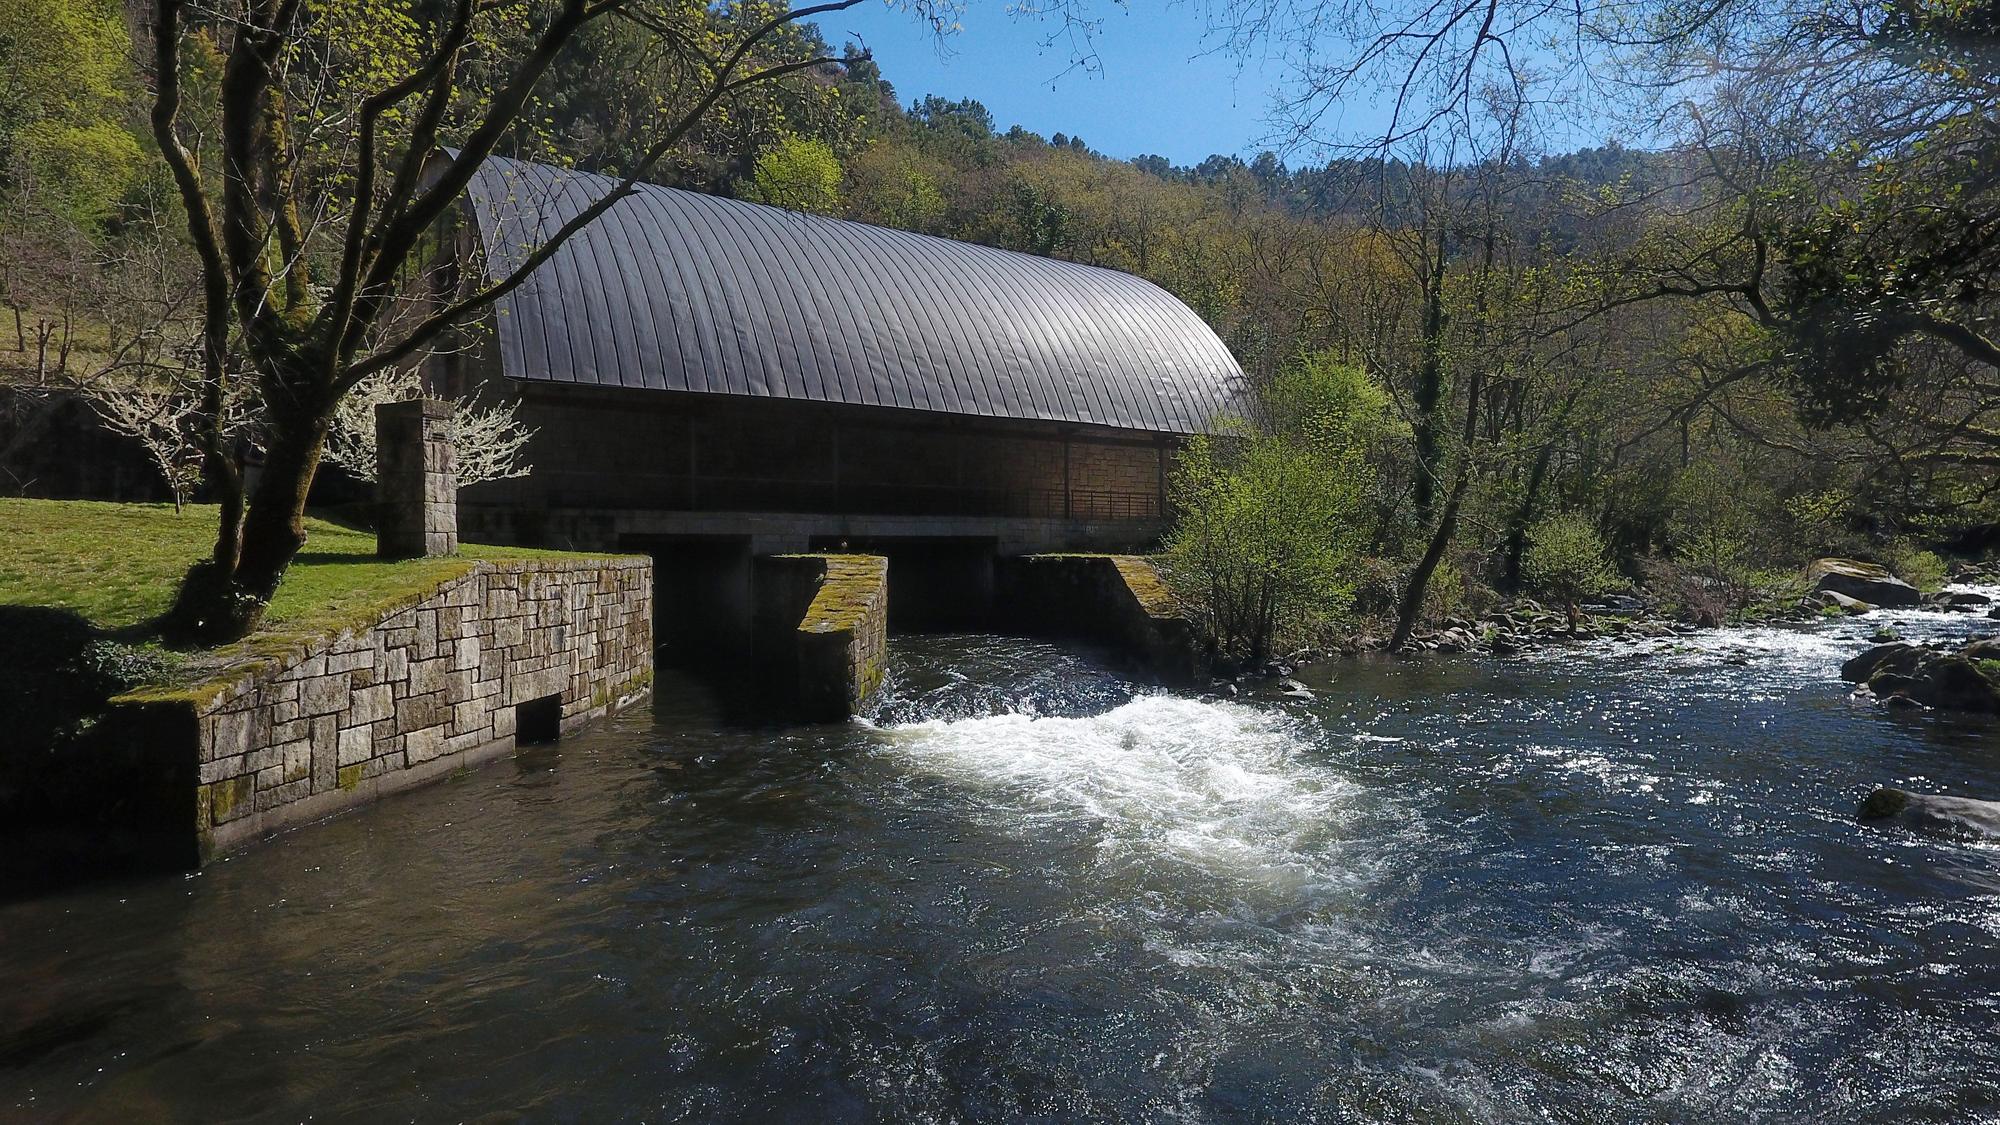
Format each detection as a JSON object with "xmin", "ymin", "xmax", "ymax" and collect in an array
[
  {"xmin": 165, "ymin": 404, "xmax": 326, "ymax": 644},
  {"xmin": 1503, "ymin": 444, "xmax": 1556, "ymax": 589},
  {"xmin": 1411, "ymin": 242, "xmax": 1449, "ymax": 521},
  {"xmin": 234, "ymin": 418, "xmax": 324, "ymax": 596},
  {"xmin": 1390, "ymin": 471, "xmax": 1469, "ymax": 652}
]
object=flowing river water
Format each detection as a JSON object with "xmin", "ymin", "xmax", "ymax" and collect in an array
[{"xmin": 5, "ymin": 593, "xmax": 2000, "ymax": 1122}]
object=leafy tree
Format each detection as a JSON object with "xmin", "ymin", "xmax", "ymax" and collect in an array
[
  {"xmin": 0, "ymin": 0, "xmax": 143, "ymax": 226},
  {"xmin": 844, "ymin": 140, "xmax": 947, "ymax": 231},
  {"xmin": 1522, "ymin": 510, "xmax": 1620, "ymax": 631},
  {"xmin": 1163, "ymin": 357, "xmax": 1381, "ymax": 666},
  {"xmin": 745, "ymin": 133, "xmax": 842, "ymax": 214}
]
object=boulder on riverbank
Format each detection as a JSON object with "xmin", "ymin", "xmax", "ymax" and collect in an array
[
  {"xmin": 1806, "ymin": 558, "xmax": 1922, "ymax": 608},
  {"xmin": 1817, "ymin": 590, "xmax": 1874, "ymax": 614},
  {"xmin": 1842, "ymin": 636, "xmax": 2000, "ymax": 713},
  {"xmin": 1858, "ymin": 788, "xmax": 2000, "ymax": 839}
]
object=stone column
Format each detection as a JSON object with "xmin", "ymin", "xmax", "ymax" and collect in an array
[{"xmin": 376, "ymin": 399, "xmax": 457, "ymax": 559}]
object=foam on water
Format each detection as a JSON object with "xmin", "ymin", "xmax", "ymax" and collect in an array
[
  {"xmin": 1598, "ymin": 583, "xmax": 1995, "ymax": 657},
  {"xmin": 873, "ymin": 693, "xmax": 1364, "ymax": 894}
]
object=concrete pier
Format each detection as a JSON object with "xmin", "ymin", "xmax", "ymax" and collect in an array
[{"xmin": 753, "ymin": 554, "xmax": 889, "ymax": 721}]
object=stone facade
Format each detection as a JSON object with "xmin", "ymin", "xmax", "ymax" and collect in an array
[
  {"xmin": 753, "ymin": 554, "xmax": 889, "ymax": 720},
  {"xmin": 377, "ymin": 399, "xmax": 458, "ymax": 558},
  {"xmin": 0, "ymin": 387, "xmax": 175, "ymax": 503},
  {"xmin": 115, "ymin": 557, "xmax": 652, "ymax": 857}
]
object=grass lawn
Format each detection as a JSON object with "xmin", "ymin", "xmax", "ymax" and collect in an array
[{"xmin": 0, "ymin": 499, "xmax": 615, "ymax": 676}]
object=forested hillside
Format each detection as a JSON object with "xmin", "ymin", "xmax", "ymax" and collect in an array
[{"xmin": 5, "ymin": 0, "xmax": 1996, "ymax": 656}]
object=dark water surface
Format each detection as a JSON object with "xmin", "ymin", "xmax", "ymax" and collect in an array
[{"xmin": 6, "ymin": 595, "xmax": 2000, "ymax": 1122}]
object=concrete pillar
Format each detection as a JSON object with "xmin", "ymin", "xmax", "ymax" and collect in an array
[
  {"xmin": 376, "ymin": 399, "xmax": 457, "ymax": 559},
  {"xmin": 753, "ymin": 554, "xmax": 888, "ymax": 721}
]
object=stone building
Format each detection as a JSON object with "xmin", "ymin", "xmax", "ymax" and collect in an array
[{"xmin": 438, "ymin": 156, "xmax": 1246, "ymax": 650}]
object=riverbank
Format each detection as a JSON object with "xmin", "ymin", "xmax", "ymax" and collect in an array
[{"xmin": 1237, "ymin": 554, "xmax": 2000, "ymax": 680}]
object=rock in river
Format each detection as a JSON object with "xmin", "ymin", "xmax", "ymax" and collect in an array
[
  {"xmin": 1846, "ymin": 642, "xmax": 2000, "ymax": 713},
  {"xmin": 1858, "ymin": 788, "xmax": 2000, "ymax": 840},
  {"xmin": 1839, "ymin": 642, "xmax": 1924, "ymax": 683},
  {"xmin": 1806, "ymin": 558, "xmax": 1922, "ymax": 608}
]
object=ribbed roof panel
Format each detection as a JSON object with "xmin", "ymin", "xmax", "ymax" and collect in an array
[{"xmin": 461, "ymin": 155, "xmax": 1245, "ymax": 434}]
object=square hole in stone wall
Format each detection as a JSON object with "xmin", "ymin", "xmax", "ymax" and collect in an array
[{"xmin": 516, "ymin": 693, "xmax": 563, "ymax": 745}]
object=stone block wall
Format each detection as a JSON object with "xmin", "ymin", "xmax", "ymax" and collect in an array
[
  {"xmin": 115, "ymin": 557, "xmax": 652, "ymax": 858},
  {"xmin": 1067, "ymin": 442, "xmax": 1166, "ymax": 518},
  {"xmin": 996, "ymin": 554, "xmax": 1201, "ymax": 685},
  {"xmin": 377, "ymin": 399, "xmax": 458, "ymax": 558},
  {"xmin": 753, "ymin": 554, "xmax": 889, "ymax": 721}
]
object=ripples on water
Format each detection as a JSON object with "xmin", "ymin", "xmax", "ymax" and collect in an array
[{"xmin": 3, "ymin": 597, "xmax": 2000, "ymax": 1121}]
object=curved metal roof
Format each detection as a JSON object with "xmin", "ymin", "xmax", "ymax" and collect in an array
[{"xmin": 460, "ymin": 155, "xmax": 1245, "ymax": 434}]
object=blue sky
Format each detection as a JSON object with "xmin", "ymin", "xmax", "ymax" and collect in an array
[
  {"xmin": 811, "ymin": 2, "xmax": 1305, "ymax": 166},
  {"xmin": 810, "ymin": 3, "xmax": 1642, "ymax": 167}
]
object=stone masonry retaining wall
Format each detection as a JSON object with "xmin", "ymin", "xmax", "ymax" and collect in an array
[
  {"xmin": 753, "ymin": 554, "xmax": 889, "ymax": 720},
  {"xmin": 114, "ymin": 557, "xmax": 653, "ymax": 858}
]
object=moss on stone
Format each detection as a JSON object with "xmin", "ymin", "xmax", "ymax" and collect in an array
[
  {"xmin": 781, "ymin": 554, "xmax": 888, "ymax": 634},
  {"xmin": 206, "ymin": 775, "xmax": 253, "ymax": 824},
  {"xmin": 1023, "ymin": 553, "xmax": 1185, "ymax": 621},
  {"xmin": 1110, "ymin": 557, "xmax": 1183, "ymax": 619},
  {"xmin": 337, "ymin": 764, "xmax": 363, "ymax": 791}
]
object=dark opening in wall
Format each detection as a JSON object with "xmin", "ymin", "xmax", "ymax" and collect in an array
[
  {"xmin": 620, "ymin": 534, "xmax": 754, "ymax": 668},
  {"xmin": 516, "ymin": 693, "xmax": 563, "ymax": 745},
  {"xmin": 809, "ymin": 536, "xmax": 996, "ymax": 632}
]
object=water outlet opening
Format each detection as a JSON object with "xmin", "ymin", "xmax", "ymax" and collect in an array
[{"xmin": 516, "ymin": 693, "xmax": 563, "ymax": 745}]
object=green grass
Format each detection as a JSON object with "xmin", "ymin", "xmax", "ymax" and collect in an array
[{"xmin": 0, "ymin": 499, "xmax": 619, "ymax": 683}]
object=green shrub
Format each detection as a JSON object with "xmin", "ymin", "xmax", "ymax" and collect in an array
[
  {"xmin": 1667, "ymin": 463, "xmax": 1766, "ymax": 615},
  {"xmin": 0, "ymin": 608, "xmax": 176, "ymax": 763},
  {"xmin": 1164, "ymin": 357, "xmax": 1381, "ymax": 665},
  {"xmin": 1523, "ymin": 510, "xmax": 1622, "ymax": 630},
  {"xmin": 1885, "ymin": 541, "xmax": 1948, "ymax": 593}
]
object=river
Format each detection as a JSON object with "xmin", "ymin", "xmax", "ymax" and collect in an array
[{"xmin": 4, "ymin": 594, "xmax": 1999, "ymax": 1122}]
